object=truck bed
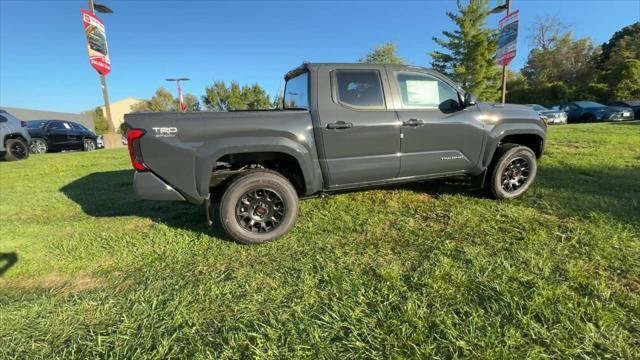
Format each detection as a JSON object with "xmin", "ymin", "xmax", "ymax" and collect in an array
[{"xmin": 125, "ymin": 110, "xmax": 320, "ymax": 203}]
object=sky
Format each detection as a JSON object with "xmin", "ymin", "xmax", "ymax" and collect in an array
[{"xmin": 1, "ymin": 0, "xmax": 638, "ymax": 113}]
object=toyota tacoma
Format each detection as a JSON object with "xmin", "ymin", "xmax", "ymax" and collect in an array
[{"xmin": 125, "ymin": 63, "xmax": 546, "ymax": 244}]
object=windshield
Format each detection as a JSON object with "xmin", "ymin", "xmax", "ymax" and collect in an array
[
  {"xmin": 27, "ymin": 121, "xmax": 46, "ymax": 129},
  {"xmin": 575, "ymin": 101, "xmax": 605, "ymax": 108},
  {"xmin": 529, "ymin": 104, "xmax": 547, "ymax": 111},
  {"xmin": 283, "ymin": 72, "xmax": 309, "ymax": 110}
]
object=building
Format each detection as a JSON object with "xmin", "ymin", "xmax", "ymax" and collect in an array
[
  {"xmin": 0, "ymin": 106, "xmax": 94, "ymax": 131},
  {"xmin": 101, "ymin": 97, "xmax": 143, "ymax": 129}
]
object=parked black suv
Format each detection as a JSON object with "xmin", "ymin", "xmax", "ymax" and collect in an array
[{"xmin": 27, "ymin": 120, "xmax": 98, "ymax": 154}]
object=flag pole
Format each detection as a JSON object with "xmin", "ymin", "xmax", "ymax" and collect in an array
[{"xmin": 500, "ymin": 0, "xmax": 511, "ymax": 104}]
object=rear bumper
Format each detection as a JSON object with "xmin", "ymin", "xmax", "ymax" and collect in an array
[{"xmin": 133, "ymin": 171, "xmax": 185, "ymax": 201}]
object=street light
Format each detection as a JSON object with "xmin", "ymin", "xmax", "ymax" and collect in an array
[
  {"xmin": 93, "ymin": 3, "xmax": 113, "ymax": 13},
  {"xmin": 166, "ymin": 78, "xmax": 190, "ymax": 111},
  {"xmin": 488, "ymin": 3, "xmax": 508, "ymax": 14}
]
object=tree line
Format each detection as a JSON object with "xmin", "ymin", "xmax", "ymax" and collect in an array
[{"xmin": 362, "ymin": 1, "xmax": 639, "ymax": 104}]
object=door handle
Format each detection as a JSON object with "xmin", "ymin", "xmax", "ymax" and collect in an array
[
  {"xmin": 402, "ymin": 118, "xmax": 424, "ymax": 127},
  {"xmin": 327, "ymin": 121, "xmax": 353, "ymax": 130}
]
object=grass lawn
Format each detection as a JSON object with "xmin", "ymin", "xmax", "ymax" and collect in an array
[{"xmin": 1, "ymin": 122, "xmax": 639, "ymax": 358}]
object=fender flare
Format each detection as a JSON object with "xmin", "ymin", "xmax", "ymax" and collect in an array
[
  {"xmin": 194, "ymin": 136, "xmax": 322, "ymax": 199},
  {"xmin": 482, "ymin": 125, "xmax": 546, "ymax": 168}
]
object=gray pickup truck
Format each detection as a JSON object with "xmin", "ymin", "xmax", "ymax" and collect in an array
[{"xmin": 125, "ymin": 63, "xmax": 546, "ymax": 244}]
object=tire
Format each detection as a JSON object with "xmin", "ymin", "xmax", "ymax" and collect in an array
[
  {"xmin": 3, "ymin": 138, "xmax": 30, "ymax": 161},
  {"xmin": 29, "ymin": 138, "xmax": 48, "ymax": 154},
  {"xmin": 486, "ymin": 144, "xmax": 537, "ymax": 200},
  {"xmin": 82, "ymin": 138, "xmax": 97, "ymax": 152},
  {"xmin": 219, "ymin": 169, "xmax": 299, "ymax": 245}
]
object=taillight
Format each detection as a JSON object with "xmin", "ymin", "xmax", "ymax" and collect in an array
[
  {"xmin": 126, "ymin": 129, "xmax": 147, "ymax": 171},
  {"xmin": 21, "ymin": 121, "xmax": 27, "ymax": 127}
]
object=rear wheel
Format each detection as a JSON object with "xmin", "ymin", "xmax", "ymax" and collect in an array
[
  {"xmin": 83, "ymin": 138, "xmax": 96, "ymax": 152},
  {"xmin": 486, "ymin": 144, "xmax": 537, "ymax": 200},
  {"xmin": 4, "ymin": 138, "xmax": 29, "ymax": 161},
  {"xmin": 29, "ymin": 138, "xmax": 48, "ymax": 154},
  {"xmin": 219, "ymin": 170, "xmax": 299, "ymax": 244},
  {"xmin": 581, "ymin": 113, "xmax": 595, "ymax": 122}
]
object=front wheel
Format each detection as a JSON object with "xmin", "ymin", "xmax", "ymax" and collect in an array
[
  {"xmin": 83, "ymin": 138, "xmax": 96, "ymax": 152},
  {"xmin": 30, "ymin": 138, "xmax": 48, "ymax": 154},
  {"xmin": 219, "ymin": 170, "xmax": 299, "ymax": 245},
  {"xmin": 486, "ymin": 144, "xmax": 538, "ymax": 200}
]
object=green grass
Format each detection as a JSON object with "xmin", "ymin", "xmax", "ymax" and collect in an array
[{"xmin": 1, "ymin": 122, "xmax": 639, "ymax": 359}]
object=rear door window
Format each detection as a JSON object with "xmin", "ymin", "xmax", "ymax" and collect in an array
[
  {"xmin": 334, "ymin": 70, "xmax": 385, "ymax": 109},
  {"xmin": 284, "ymin": 72, "xmax": 309, "ymax": 110}
]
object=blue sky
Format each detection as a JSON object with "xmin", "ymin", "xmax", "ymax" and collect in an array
[{"xmin": 1, "ymin": 0, "xmax": 638, "ymax": 113}]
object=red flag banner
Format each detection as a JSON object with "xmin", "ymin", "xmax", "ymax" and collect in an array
[
  {"xmin": 81, "ymin": 9, "xmax": 111, "ymax": 76},
  {"xmin": 496, "ymin": 10, "xmax": 519, "ymax": 66}
]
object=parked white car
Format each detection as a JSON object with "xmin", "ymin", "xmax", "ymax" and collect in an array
[{"xmin": 0, "ymin": 110, "xmax": 31, "ymax": 161}]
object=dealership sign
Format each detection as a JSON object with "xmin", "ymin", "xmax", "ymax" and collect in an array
[
  {"xmin": 496, "ymin": 10, "xmax": 519, "ymax": 66},
  {"xmin": 81, "ymin": 9, "xmax": 111, "ymax": 75}
]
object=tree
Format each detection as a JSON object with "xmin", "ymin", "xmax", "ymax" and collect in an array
[
  {"xmin": 182, "ymin": 93, "xmax": 200, "ymax": 111},
  {"xmin": 202, "ymin": 81, "xmax": 271, "ymax": 111},
  {"xmin": 597, "ymin": 22, "xmax": 640, "ymax": 69},
  {"xmin": 131, "ymin": 87, "xmax": 176, "ymax": 112},
  {"xmin": 82, "ymin": 106, "xmax": 108, "ymax": 134},
  {"xmin": 528, "ymin": 16, "xmax": 568, "ymax": 51},
  {"xmin": 359, "ymin": 42, "xmax": 405, "ymax": 64},
  {"xmin": 522, "ymin": 34, "xmax": 598, "ymax": 88},
  {"xmin": 431, "ymin": 0, "xmax": 501, "ymax": 101},
  {"xmin": 596, "ymin": 23, "xmax": 640, "ymax": 100},
  {"xmin": 131, "ymin": 87, "xmax": 200, "ymax": 112}
]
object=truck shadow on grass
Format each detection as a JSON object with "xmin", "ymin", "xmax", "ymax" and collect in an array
[
  {"xmin": 59, "ymin": 170, "xmax": 231, "ymax": 240},
  {"xmin": 59, "ymin": 170, "xmax": 482, "ymax": 241},
  {"xmin": 60, "ymin": 167, "xmax": 639, "ymax": 240}
]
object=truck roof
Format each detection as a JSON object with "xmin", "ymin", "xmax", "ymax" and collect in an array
[
  {"xmin": 285, "ymin": 63, "xmax": 465, "ymax": 93},
  {"xmin": 285, "ymin": 63, "xmax": 433, "ymax": 80}
]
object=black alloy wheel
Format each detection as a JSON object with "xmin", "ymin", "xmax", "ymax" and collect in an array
[
  {"xmin": 501, "ymin": 157, "xmax": 530, "ymax": 192},
  {"xmin": 4, "ymin": 138, "xmax": 29, "ymax": 161},
  {"xmin": 219, "ymin": 169, "xmax": 299, "ymax": 245},
  {"xmin": 486, "ymin": 144, "xmax": 537, "ymax": 200},
  {"xmin": 235, "ymin": 188, "xmax": 286, "ymax": 233}
]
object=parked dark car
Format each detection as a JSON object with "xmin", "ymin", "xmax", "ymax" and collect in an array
[
  {"xmin": 27, "ymin": 120, "xmax": 98, "ymax": 154},
  {"xmin": 606, "ymin": 100, "xmax": 640, "ymax": 119},
  {"xmin": 549, "ymin": 101, "xmax": 634, "ymax": 123},
  {"xmin": 125, "ymin": 63, "xmax": 546, "ymax": 244},
  {"xmin": 527, "ymin": 104, "xmax": 567, "ymax": 124}
]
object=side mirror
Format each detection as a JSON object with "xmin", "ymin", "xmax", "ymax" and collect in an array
[
  {"xmin": 464, "ymin": 93, "xmax": 477, "ymax": 108},
  {"xmin": 439, "ymin": 99, "xmax": 461, "ymax": 113}
]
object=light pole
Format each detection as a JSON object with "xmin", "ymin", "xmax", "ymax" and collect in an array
[
  {"xmin": 87, "ymin": 0, "xmax": 115, "ymax": 134},
  {"xmin": 489, "ymin": 0, "xmax": 511, "ymax": 104},
  {"xmin": 166, "ymin": 78, "xmax": 190, "ymax": 111}
]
